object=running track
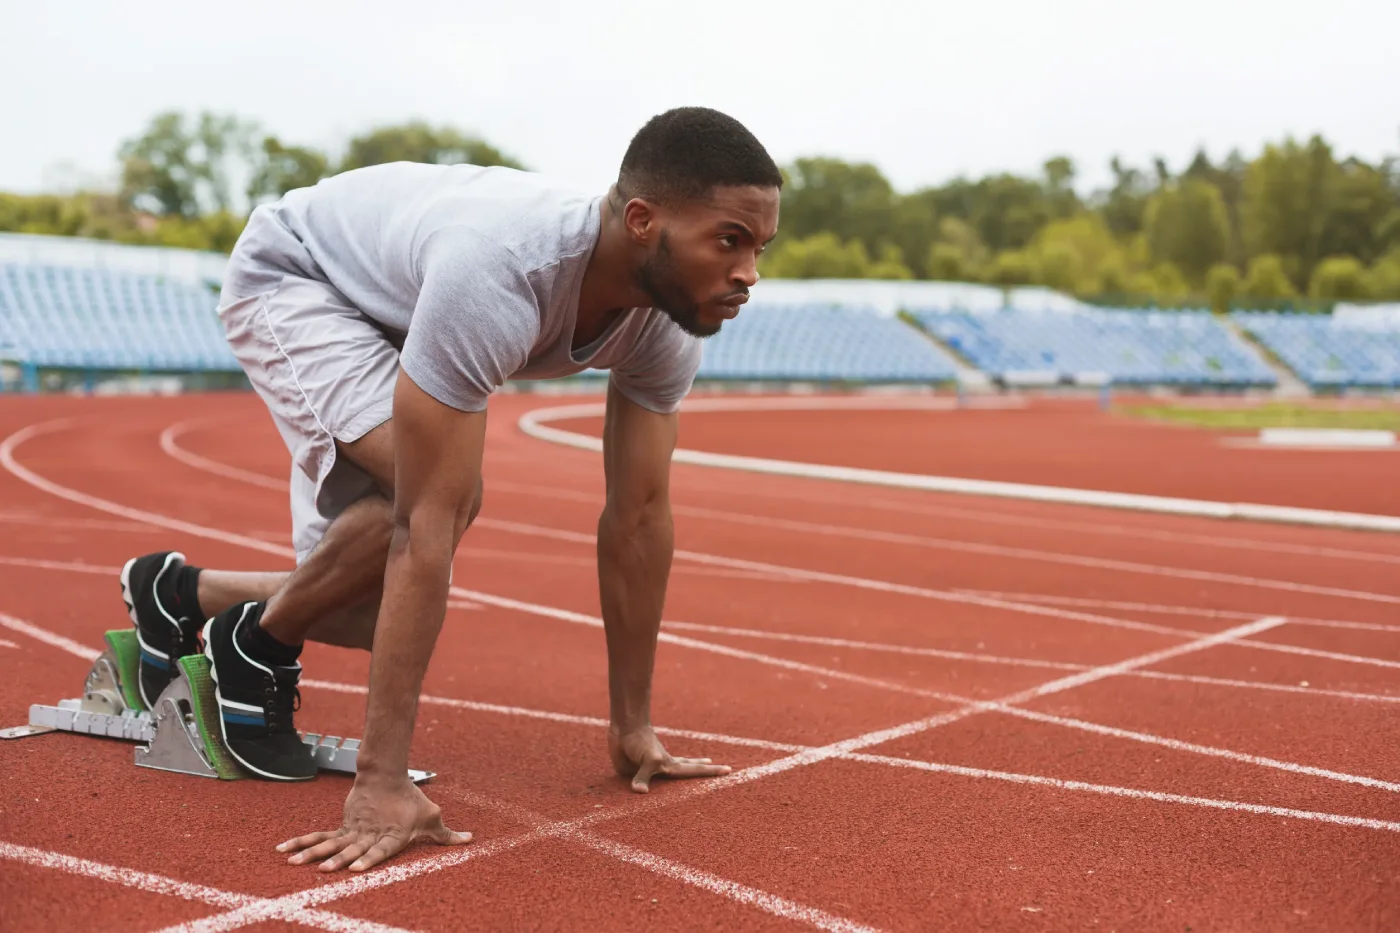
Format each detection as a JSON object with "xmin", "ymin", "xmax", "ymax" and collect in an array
[{"xmin": 1, "ymin": 391, "xmax": 1398, "ymax": 932}]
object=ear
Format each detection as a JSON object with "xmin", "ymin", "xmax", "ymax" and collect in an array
[{"xmin": 621, "ymin": 197, "xmax": 659, "ymax": 246}]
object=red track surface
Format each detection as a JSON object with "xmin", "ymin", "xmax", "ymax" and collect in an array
[
  {"xmin": 2, "ymin": 390, "xmax": 1399, "ymax": 932},
  {"xmin": 649, "ymin": 397, "xmax": 1400, "ymax": 516}
]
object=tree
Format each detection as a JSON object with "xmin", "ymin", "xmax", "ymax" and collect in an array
[
  {"xmin": 339, "ymin": 122, "xmax": 524, "ymax": 173},
  {"xmin": 778, "ymin": 158, "xmax": 898, "ymax": 261},
  {"xmin": 1098, "ymin": 156, "xmax": 1151, "ymax": 237},
  {"xmin": 1036, "ymin": 212, "xmax": 1120, "ymax": 291},
  {"xmin": 1205, "ymin": 263, "xmax": 1241, "ymax": 313},
  {"xmin": 1241, "ymin": 254, "xmax": 1298, "ymax": 301},
  {"xmin": 1319, "ymin": 158, "xmax": 1393, "ymax": 263},
  {"xmin": 984, "ymin": 250, "xmax": 1038, "ymax": 286},
  {"xmin": 119, "ymin": 111, "xmax": 258, "ymax": 218},
  {"xmin": 1241, "ymin": 136, "xmax": 1337, "ymax": 285},
  {"xmin": 1308, "ymin": 255, "xmax": 1370, "ymax": 300},
  {"xmin": 1145, "ymin": 178, "xmax": 1231, "ymax": 284},
  {"xmin": 1042, "ymin": 156, "xmax": 1080, "ymax": 219},
  {"xmin": 759, "ymin": 232, "xmax": 872, "ymax": 279},
  {"xmin": 1368, "ymin": 253, "xmax": 1400, "ymax": 300},
  {"xmin": 868, "ymin": 243, "xmax": 914, "ymax": 280},
  {"xmin": 926, "ymin": 242, "xmax": 967, "ymax": 281},
  {"xmin": 248, "ymin": 137, "xmax": 330, "ymax": 204}
]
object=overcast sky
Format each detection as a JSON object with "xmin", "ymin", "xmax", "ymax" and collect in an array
[{"xmin": 4, "ymin": 0, "xmax": 1397, "ymax": 199}]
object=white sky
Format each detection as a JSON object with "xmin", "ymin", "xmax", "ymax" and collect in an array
[{"xmin": 4, "ymin": 0, "xmax": 1397, "ymax": 199}]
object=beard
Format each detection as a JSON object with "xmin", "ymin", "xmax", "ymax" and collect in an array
[{"xmin": 636, "ymin": 232, "xmax": 720, "ymax": 338}]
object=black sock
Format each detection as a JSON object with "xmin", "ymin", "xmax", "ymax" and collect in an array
[
  {"xmin": 170, "ymin": 564, "xmax": 205, "ymax": 622},
  {"xmin": 238, "ymin": 612, "xmax": 303, "ymax": 666}
]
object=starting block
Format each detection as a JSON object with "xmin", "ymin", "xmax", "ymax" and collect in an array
[{"xmin": 1, "ymin": 630, "xmax": 434, "ymax": 784}]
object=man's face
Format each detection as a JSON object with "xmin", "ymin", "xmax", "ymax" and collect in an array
[{"xmin": 633, "ymin": 185, "xmax": 780, "ymax": 338}]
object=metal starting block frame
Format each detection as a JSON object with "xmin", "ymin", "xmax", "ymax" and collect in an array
[{"xmin": 2, "ymin": 635, "xmax": 434, "ymax": 784}]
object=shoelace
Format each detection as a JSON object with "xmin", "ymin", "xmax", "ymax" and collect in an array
[{"xmin": 263, "ymin": 669, "xmax": 302, "ymax": 734}]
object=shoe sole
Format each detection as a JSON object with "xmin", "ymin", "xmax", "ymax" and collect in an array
[{"xmin": 202, "ymin": 615, "xmax": 315, "ymax": 782}]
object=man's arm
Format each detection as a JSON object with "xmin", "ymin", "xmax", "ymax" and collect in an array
[
  {"xmin": 597, "ymin": 381, "xmax": 731, "ymax": 792},
  {"xmin": 279, "ymin": 370, "xmax": 486, "ymax": 872}
]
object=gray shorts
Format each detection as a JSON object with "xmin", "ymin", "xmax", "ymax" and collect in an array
[{"xmin": 218, "ymin": 273, "xmax": 399, "ymax": 564}]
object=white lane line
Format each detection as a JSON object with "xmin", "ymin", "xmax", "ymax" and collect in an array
[
  {"xmin": 485, "ymin": 477, "xmax": 1400, "ymax": 567},
  {"xmin": 35, "ymin": 418, "xmax": 1400, "ymax": 783},
  {"xmin": 0, "ymin": 513, "xmax": 161, "ymax": 534},
  {"xmin": 160, "ymin": 419, "xmax": 290, "ymax": 492},
  {"xmin": 656, "ymin": 618, "xmax": 1400, "ymax": 705},
  {"xmin": 840, "ymin": 754, "xmax": 1400, "ymax": 833},
  {"xmin": 173, "ymin": 615, "xmax": 1387, "ymax": 933},
  {"xmin": 464, "ymin": 792, "xmax": 883, "ymax": 933},
  {"xmin": 17, "ymin": 420, "xmax": 1399, "ymax": 785},
  {"xmin": 0, "ymin": 555, "xmax": 122, "ymax": 576},
  {"xmin": 476, "ymin": 518, "xmax": 1400, "ymax": 670},
  {"xmin": 0, "ymin": 611, "xmax": 100, "ymax": 661},
  {"xmin": 12, "ymin": 606, "xmax": 1399, "ymax": 933},
  {"xmin": 12, "ymin": 417, "xmax": 1398, "ymax": 928},
  {"xmin": 0, "ymin": 841, "xmax": 417, "ymax": 933},
  {"xmin": 519, "ymin": 400, "xmax": 1400, "ymax": 534},
  {"xmin": 481, "ymin": 479, "xmax": 1400, "ymax": 602},
  {"xmin": 953, "ymin": 588, "xmax": 1400, "ymax": 635},
  {"xmin": 0, "ymin": 637, "xmax": 18, "ymax": 649},
  {"xmin": 160, "ymin": 426, "xmax": 1400, "ymax": 608},
  {"xmin": 160, "ymin": 424, "xmax": 1400, "ymax": 655}
]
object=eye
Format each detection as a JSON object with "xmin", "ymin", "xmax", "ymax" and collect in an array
[{"xmin": 718, "ymin": 235, "xmax": 739, "ymax": 249}]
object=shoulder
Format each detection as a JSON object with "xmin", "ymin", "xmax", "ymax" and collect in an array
[{"xmin": 419, "ymin": 168, "xmax": 602, "ymax": 276}]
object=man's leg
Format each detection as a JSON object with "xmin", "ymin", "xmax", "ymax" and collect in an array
[{"xmin": 255, "ymin": 423, "xmax": 397, "ymax": 647}]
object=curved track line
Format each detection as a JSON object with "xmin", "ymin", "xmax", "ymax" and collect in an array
[
  {"xmin": 0, "ymin": 842, "xmax": 414, "ymax": 933},
  {"xmin": 519, "ymin": 400, "xmax": 1400, "ymax": 533},
  {"xmin": 166, "ymin": 416, "xmax": 1400, "ymax": 605},
  {"xmin": 157, "ymin": 423, "xmax": 1400, "ymax": 676},
  {"xmin": 10, "ymin": 415, "xmax": 1400, "ymax": 930}
]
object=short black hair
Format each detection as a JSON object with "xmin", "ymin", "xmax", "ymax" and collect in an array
[{"xmin": 617, "ymin": 107, "xmax": 782, "ymax": 205}]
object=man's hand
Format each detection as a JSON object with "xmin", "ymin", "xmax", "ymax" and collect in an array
[
  {"xmin": 277, "ymin": 774, "xmax": 471, "ymax": 872},
  {"xmin": 609, "ymin": 723, "xmax": 732, "ymax": 794}
]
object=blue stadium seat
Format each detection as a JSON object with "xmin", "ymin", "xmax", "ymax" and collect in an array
[
  {"xmin": 695, "ymin": 304, "xmax": 960, "ymax": 382},
  {"xmin": 0, "ymin": 262, "xmax": 239, "ymax": 372},
  {"xmin": 1232, "ymin": 311, "xmax": 1400, "ymax": 389},
  {"xmin": 911, "ymin": 307, "xmax": 1276, "ymax": 386}
]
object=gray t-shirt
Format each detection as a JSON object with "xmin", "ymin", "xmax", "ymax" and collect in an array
[{"xmin": 228, "ymin": 162, "xmax": 702, "ymax": 414}]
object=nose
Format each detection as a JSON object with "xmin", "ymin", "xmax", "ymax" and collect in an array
[{"xmin": 732, "ymin": 253, "xmax": 759, "ymax": 289}]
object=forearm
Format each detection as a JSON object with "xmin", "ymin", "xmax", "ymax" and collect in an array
[
  {"xmin": 596, "ymin": 500, "xmax": 674, "ymax": 730},
  {"xmin": 356, "ymin": 518, "xmax": 456, "ymax": 778}
]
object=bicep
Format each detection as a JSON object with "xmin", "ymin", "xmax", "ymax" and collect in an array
[
  {"xmin": 392, "ymin": 369, "xmax": 488, "ymax": 535},
  {"xmin": 601, "ymin": 380, "xmax": 678, "ymax": 513}
]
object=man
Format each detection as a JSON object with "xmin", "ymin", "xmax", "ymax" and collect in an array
[{"xmin": 119, "ymin": 107, "xmax": 781, "ymax": 872}]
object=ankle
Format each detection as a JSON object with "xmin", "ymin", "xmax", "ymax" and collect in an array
[{"xmin": 238, "ymin": 610, "xmax": 303, "ymax": 666}]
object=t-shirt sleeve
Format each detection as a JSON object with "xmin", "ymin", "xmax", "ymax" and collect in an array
[
  {"xmin": 608, "ymin": 315, "xmax": 703, "ymax": 414},
  {"xmin": 400, "ymin": 226, "xmax": 541, "ymax": 412}
]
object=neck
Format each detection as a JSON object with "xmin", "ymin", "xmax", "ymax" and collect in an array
[{"xmin": 576, "ymin": 187, "xmax": 650, "ymax": 332}]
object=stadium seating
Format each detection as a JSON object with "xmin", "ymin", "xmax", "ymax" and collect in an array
[
  {"xmin": 0, "ymin": 262, "xmax": 237, "ymax": 372},
  {"xmin": 1233, "ymin": 311, "xmax": 1400, "ymax": 389},
  {"xmin": 695, "ymin": 303, "xmax": 960, "ymax": 382},
  {"xmin": 910, "ymin": 307, "xmax": 1277, "ymax": 387}
]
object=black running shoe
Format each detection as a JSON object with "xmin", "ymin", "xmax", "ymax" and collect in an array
[
  {"xmin": 203, "ymin": 602, "xmax": 317, "ymax": 781},
  {"xmin": 121, "ymin": 551, "xmax": 201, "ymax": 709}
]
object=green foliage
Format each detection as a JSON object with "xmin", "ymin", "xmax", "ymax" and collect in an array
[
  {"xmin": 248, "ymin": 137, "xmax": 330, "ymax": 204},
  {"xmin": 1205, "ymin": 263, "xmax": 1241, "ymax": 314},
  {"xmin": 1369, "ymin": 252, "xmax": 1400, "ymax": 300},
  {"xmin": 5, "ymin": 110, "xmax": 1398, "ymax": 314},
  {"xmin": 1145, "ymin": 179, "xmax": 1231, "ymax": 284},
  {"xmin": 760, "ymin": 232, "xmax": 873, "ymax": 279},
  {"xmin": 338, "ymin": 122, "xmax": 524, "ymax": 174},
  {"xmin": 119, "ymin": 111, "xmax": 258, "ymax": 218},
  {"xmin": 1241, "ymin": 254, "xmax": 1298, "ymax": 301},
  {"xmin": 1308, "ymin": 255, "xmax": 1370, "ymax": 300}
]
